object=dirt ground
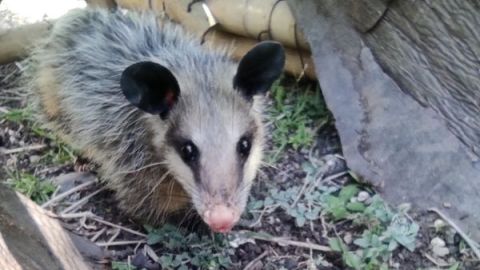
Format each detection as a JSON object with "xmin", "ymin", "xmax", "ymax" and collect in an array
[{"xmin": 1, "ymin": 59, "xmax": 479, "ymax": 270}]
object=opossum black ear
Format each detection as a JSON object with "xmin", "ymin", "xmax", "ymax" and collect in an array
[
  {"xmin": 234, "ymin": 41, "xmax": 285, "ymax": 99},
  {"xmin": 121, "ymin": 61, "xmax": 180, "ymax": 119}
]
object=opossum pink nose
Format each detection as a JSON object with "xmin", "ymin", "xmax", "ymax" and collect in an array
[{"xmin": 203, "ymin": 205, "xmax": 238, "ymax": 233}]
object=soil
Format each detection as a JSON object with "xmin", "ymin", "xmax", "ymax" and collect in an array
[{"xmin": 1, "ymin": 61, "xmax": 478, "ymax": 270}]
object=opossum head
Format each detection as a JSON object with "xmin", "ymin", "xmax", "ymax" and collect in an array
[{"xmin": 121, "ymin": 41, "xmax": 285, "ymax": 232}]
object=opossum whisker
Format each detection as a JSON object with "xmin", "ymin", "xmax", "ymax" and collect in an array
[
  {"xmin": 177, "ymin": 208, "xmax": 196, "ymax": 229},
  {"xmin": 162, "ymin": 179, "xmax": 177, "ymax": 220},
  {"xmin": 115, "ymin": 161, "xmax": 168, "ymax": 175},
  {"xmin": 131, "ymin": 169, "xmax": 171, "ymax": 213}
]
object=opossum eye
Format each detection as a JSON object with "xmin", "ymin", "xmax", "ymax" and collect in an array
[
  {"xmin": 237, "ymin": 137, "xmax": 251, "ymax": 158},
  {"xmin": 180, "ymin": 141, "xmax": 198, "ymax": 163},
  {"xmin": 234, "ymin": 41, "xmax": 285, "ymax": 100}
]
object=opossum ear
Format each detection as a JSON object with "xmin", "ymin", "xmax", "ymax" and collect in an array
[
  {"xmin": 234, "ymin": 41, "xmax": 285, "ymax": 99},
  {"xmin": 121, "ymin": 61, "xmax": 180, "ymax": 118}
]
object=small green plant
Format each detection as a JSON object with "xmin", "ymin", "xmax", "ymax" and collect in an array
[
  {"xmin": 0, "ymin": 107, "xmax": 35, "ymax": 123},
  {"xmin": 7, "ymin": 170, "xmax": 56, "ymax": 204},
  {"xmin": 248, "ymin": 160, "xmax": 419, "ymax": 269},
  {"xmin": 327, "ymin": 195, "xmax": 419, "ymax": 269},
  {"xmin": 267, "ymin": 79, "xmax": 329, "ymax": 162},
  {"xmin": 322, "ymin": 184, "xmax": 366, "ymax": 221},
  {"xmin": 1, "ymin": 106, "xmax": 76, "ymax": 165},
  {"xmin": 111, "ymin": 261, "xmax": 137, "ymax": 270},
  {"xmin": 143, "ymin": 224, "xmax": 233, "ymax": 270},
  {"xmin": 40, "ymin": 143, "xmax": 76, "ymax": 165}
]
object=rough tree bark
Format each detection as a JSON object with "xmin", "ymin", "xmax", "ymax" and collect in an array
[{"xmin": 287, "ymin": 0, "xmax": 480, "ymax": 241}]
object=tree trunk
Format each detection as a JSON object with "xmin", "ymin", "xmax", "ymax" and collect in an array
[{"xmin": 287, "ymin": 0, "xmax": 480, "ymax": 241}]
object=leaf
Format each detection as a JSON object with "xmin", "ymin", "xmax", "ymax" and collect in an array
[
  {"xmin": 353, "ymin": 237, "xmax": 370, "ymax": 248},
  {"xmin": 159, "ymin": 255, "xmax": 174, "ymax": 268},
  {"xmin": 346, "ymin": 202, "xmax": 366, "ymax": 212},
  {"xmin": 448, "ymin": 262, "xmax": 460, "ymax": 270},
  {"xmin": 388, "ymin": 240, "xmax": 399, "ymax": 251},
  {"xmin": 147, "ymin": 232, "xmax": 162, "ymax": 245},
  {"xmin": 249, "ymin": 200, "xmax": 264, "ymax": 210},
  {"xmin": 295, "ymin": 215, "xmax": 306, "ymax": 227},
  {"xmin": 264, "ymin": 197, "xmax": 274, "ymax": 206},
  {"xmin": 328, "ymin": 238, "xmax": 343, "ymax": 252},
  {"xmin": 111, "ymin": 261, "xmax": 137, "ymax": 270},
  {"xmin": 344, "ymin": 251, "xmax": 362, "ymax": 270},
  {"xmin": 325, "ymin": 196, "xmax": 348, "ymax": 220},
  {"xmin": 379, "ymin": 263, "xmax": 389, "ymax": 270},
  {"xmin": 388, "ymin": 217, "xmax": 419, "ymax": 252},
  {"xmin": 339, "ymin": 185, "xmax": 359, "ymax": 202},
  {"xmin": 143, "ymin": 224, "xmax": 154, "ymax": 232}
]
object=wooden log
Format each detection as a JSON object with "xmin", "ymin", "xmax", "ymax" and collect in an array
[
  {"xmin": 0, "ymin": 183, "xmax": 108, "ymax": 270},
  {"xmin": 0, "ymin": 21, "xmax": 52, "ymax": 65}
]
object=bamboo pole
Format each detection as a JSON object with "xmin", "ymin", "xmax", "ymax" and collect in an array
[
  {"xmin": 206, "ymin": 0, "xmax": 310, "ymax": 51},
  {"xmin": 152, "ymin": 0, "xmax": 316, "ymax": 79},
  {"xmin": 203, "ymin": 29, "xmax": 316, "ymax": 79},
  {"xmin": 85, "ymin": 0, "xmax": 117, "ymax": 9}
]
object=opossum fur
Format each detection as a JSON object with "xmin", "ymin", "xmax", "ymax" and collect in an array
[{"xmin": 22, "ymin": 8, "xmax": 285, "ymax": 227}]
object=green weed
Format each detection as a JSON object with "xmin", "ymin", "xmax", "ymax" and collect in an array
[
  {"xmin": 6, "ymin": 170, "xmax": 56, "ymax": 204},
  {"xmin": 143, "ymin": 224, "xmax": 232, "ymax": 270},
  {"xmin": 40, "ymin": 143, "xmax": 76, "ymax": 165},
  {"xmin": 1, "ymin": 106, "xmax": 75, "ymax": 165},
  {"xmin": 267, "ymin": 79, "xmax": 329, "ymax": 162},
  {"xmin": 1, "ymin": 107, "xmax": 35, "ymax": 122},
  {"xmin": 111, "ymin": 261, "xmax": 137, "ymax": 270},
  {"xmin": 248, "ymin": 160, "xmax": 419, "ymax": 269}
]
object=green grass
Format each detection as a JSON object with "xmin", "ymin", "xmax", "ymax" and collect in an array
[
  {"xmin": 1, "ymin": 108, "xmax": 34, "ymax": 123},
  {"xmin": 1, "ymin": 107, "xmax": 76, "ymax": 165},
  {"xmin": 267, "ymin": 79, "xmax": 329, "ymax": 162},
  {"xmin": 111, "ymin": 261, "xmax": 137, "ymax": 270},
  {"xmin": 39, "ymin": 143, "xmax": 76, "ymax": 165},
  {"xmin": 6, "ymin": 170, "xmax": 56, "ymax": 204}
]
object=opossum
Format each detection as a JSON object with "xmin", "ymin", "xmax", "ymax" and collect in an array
[{"xmin": 23, "ymin": 8, "xmax": 285, "ymax": 232}]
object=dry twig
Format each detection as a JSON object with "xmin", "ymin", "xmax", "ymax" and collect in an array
[
  {"xmin": 423, "ymin": 252, "xmax": 451, "ymax": 267},
  {"xmin": 58, "ymin": 211, "xmax": 147, "ymax": 238},
  {"xmin": 61, "ymin": 187, "xmax": 106, "ymax": 214},
  {"xmin": 90, "ymin": 227, "xmax": 107, "ymax": 242},
  {"xmin": 240, "ymin": 231, "xmax": 332, "ymax": 252},
  {"xmin": 42, "ymin": 179, "xmax": 96, "ymax": 208},
  {"xmin": 429, "ymin": 208, "xmax": 480, "ymax": 260},
  {"xmin": 96, "ymin": 240, "xmax": 146, "ymax": 247},
  {"xmin": 1, "ymin": 144, "xmax": 47, "ymax": 154},
  {"xmin": 244, "ymin": 250, "xmax": 269, "ymax": 270}
]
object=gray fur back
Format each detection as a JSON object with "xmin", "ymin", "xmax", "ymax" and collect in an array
[{"xmin": 25, "ymin": 8, "xmax": 237, "ymax": 172}]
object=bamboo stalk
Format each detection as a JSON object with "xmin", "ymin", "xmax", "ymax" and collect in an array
[
  {"xmin": 85, "ymin": 0, "xmax": 117, "ymax": 9},
  {"xmin": 207, "ymin": 0, "xmax": 310, "ymax": 51},
  {"xmin": 153, "ymin": 0, "xmax": 316, "ymax": 79}
]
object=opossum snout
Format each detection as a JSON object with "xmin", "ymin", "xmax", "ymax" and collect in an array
[{"xmin": 203, "ymin": 205, "xmax": 240, "ymax": 233}]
